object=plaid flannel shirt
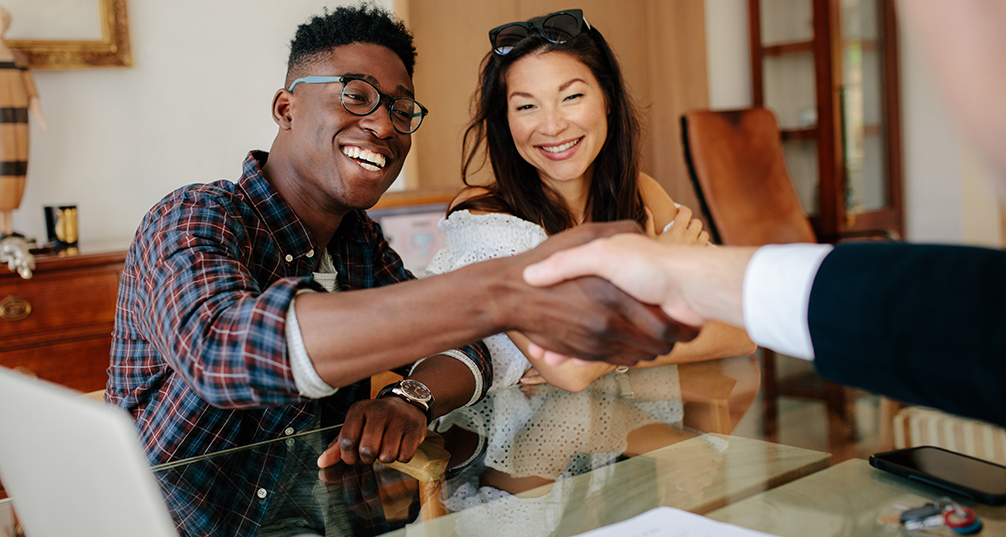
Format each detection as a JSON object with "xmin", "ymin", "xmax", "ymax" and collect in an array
[{"xmin": 108, "ymin": 151, "xmax": 491, "ymax": 536}]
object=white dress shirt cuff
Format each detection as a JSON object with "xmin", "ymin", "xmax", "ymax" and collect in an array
[
  {"xmin": 742, "ymin": 243, "xmax": 833, "ymax": 360},
  {"xmin": 287, "ymin": 291, "xmax": 338, "ymax": 398}
]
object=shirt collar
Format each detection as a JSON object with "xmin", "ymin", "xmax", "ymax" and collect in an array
[{"xmin": 238, "ymin": 151, "xmax": 319, "ymax": 260}]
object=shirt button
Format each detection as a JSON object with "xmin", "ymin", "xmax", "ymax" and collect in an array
[
  {"xmin": 284, "ymin": 427, "xmax": 295, "ymax": 436},
  {"xmin": 285, "ymin": 439, "xmax": 295, "ymax": 448},
  {"xmin": 257, "ymin": 488, "xmax": 268, "ymax": 499},
  {"xmin": 285, "ymin": 254, "xmax": 294, "ymax": 262},
  {"xmin": 306, "ymin": 249, "xmax": 315, "ymax": 258}
]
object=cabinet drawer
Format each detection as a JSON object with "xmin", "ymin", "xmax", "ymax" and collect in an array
[
  {"xmin": 0, "ymin": 265, "xmax": 120, "ymax": 347},
  {"xmin": 0, "ymin": 335, "xmax": 111, "ymax": 393}
]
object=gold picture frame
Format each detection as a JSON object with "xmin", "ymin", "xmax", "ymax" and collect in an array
[{"xmin": 7, "ymin": 0, "xmax": 132, "ymax": 69}]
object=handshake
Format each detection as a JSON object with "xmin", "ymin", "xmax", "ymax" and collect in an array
[{"xmin": 505, "ymin": 220, "xmax": 721, "ymax": 367}]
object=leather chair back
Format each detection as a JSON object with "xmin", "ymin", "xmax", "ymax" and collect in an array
[{"xmin": 681, "ymin": 107, "xmax": 816, "ymax": 246}]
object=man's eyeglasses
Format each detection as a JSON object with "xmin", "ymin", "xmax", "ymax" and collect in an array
[
  {"xmin": 488, "ymin": 9, "xmax": 589, "ymax": 56},
  {"xmin": 287, "ymin": 75, "xmax": 429, "ymax": 134}
]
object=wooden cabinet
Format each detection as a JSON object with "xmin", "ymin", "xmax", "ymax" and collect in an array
[
  {"xmin": 749, "ymin": 0, "xmax": 903, "ymax": 240},
  {"xmin": 0, "ymin": 247, "xmax": 126, "ymax": 394}
]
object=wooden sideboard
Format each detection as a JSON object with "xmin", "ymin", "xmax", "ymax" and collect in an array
[
  {"xmin": 0, "ymin": 246, "xmax": 126, "ymax": 394},
  {"xmin": 0, "ymin": 245, "xmax": 127, "ymax": 502}
]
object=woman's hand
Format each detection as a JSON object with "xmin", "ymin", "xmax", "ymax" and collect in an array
[
  {"xmin": 658, "ymin": 204, "xmax": 709, "ymax": 246},
  {"xmin": 520, "ymin": 367, "xmax": 547, "ymax": 385}
]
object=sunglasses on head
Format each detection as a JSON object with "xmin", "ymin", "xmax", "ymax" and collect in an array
[{"xmin": 488, "ymin": 9, "xmax": 589, "ymax": 56}]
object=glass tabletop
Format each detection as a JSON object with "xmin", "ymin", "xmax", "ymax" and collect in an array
[
  {"xmin": 149, "ymin": 358, "xmax": 831, "ymax": 537},
  {"xmin": 708, "ymin": 459, "xmax": 1006, "ymax": 536}
]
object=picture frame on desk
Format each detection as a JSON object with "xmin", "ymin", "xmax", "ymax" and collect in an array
[
  {"xmin": 6, "ymin": 0, "xmax": 132, "ymax": 69},
  {"xmin": 368, "ymin": 201, "xmax": 449, "ymax": 278}
]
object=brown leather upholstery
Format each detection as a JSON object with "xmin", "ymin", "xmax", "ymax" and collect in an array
[
  {"xmin": 681, "ymin": 107, "xmax": 860, "ymax": 461},
  {"xmin": 681, "ymin": 107, "xmax": 816, "ymax": 246}
]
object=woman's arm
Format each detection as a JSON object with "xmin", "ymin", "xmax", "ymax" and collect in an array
[
  {"xmin": 517, "ymin": 319, "xmax": 755, "ymax": 391},
  {"xmin": 507, "ymin": 330, "xmax": 615, "ymax": 392},
  {"xmin": 638, "ymin": 174, "xmax": 709, "ymax": 245},
  {"xmin": 638, "ymin": 173, "xmax": 679, "ymax": 232},
  {"xmin": 636, "ymin": 174, "xmax": 753, "ymax": 362},
  {"xmin": 637, "ymin": 321, "xmax": 756, "ymax": 366},
  {"xmin": 511, "ymin": 175, "xmax": 746, "ymax": 389}
]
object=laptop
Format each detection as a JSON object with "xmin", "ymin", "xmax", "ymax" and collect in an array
[{"xmin": 0, "ymin": 366, "xmax": 177, "ymax": 537}]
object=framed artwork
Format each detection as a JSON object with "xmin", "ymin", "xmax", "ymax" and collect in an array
[
  {"xmin": 5, "ymin": 0, "xmax": 132, "ymax": 69},
  {"xmin": 368, "ymin": 202, "xmax": 449, "ymax": 277}
]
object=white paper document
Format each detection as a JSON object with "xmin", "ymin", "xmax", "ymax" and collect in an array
[{"xmin": 575, "ymin": 507, "xmax": 775, "ymax": 537}]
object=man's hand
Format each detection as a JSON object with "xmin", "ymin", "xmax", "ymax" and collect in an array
[
  {"xmin": 521, "ymin": 233, "xmax": 757, "ymax": 365},
  {"xmin": 497, "ymin": 222, "xmax": 701, "ymax": 367},
  {"xmin": 317, "ymin": 462, "xmax": 388, "ymax": 522},
  {"xmin": 317, "ymin": 397, "xmax": 428, "ymax": 467}
]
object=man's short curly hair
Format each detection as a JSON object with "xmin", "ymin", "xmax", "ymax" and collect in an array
[{"xmin": 287, "ymin": 4, "xmax": 416, "ymax": 82}]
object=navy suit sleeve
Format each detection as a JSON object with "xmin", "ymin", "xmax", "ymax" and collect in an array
[{"xmin": 808, "ymin": 242, "xmax": 1006, "ymax": 428}]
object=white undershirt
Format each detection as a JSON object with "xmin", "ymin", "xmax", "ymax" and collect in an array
[
  {"xmin": 742, "ymin": 243, "xmax": 833, "ymax": 360},
  {"xmin": 287, "ymin": 247, "xmax": 340, "ymax": 399}
]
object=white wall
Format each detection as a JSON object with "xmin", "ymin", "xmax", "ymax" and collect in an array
[
  {"xmin": 895, "ymin": 0, "xmax": 1001, "ymax": 247},
  {"xmin": 15, "ymin": 0, "xmax": 391, "ymax": 245},
  {"xmin": 705, "ymin": 0, "xmax": 752, "ymax": 110},
  {"xmin": 704, "ymin": 0, "xmax": 1001, "ymax": 246},
  {"xmin": 896, "ymin": 12, "xmax": 964, "ymax": 244}
]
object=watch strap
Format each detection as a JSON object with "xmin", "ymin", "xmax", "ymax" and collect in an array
[{"xmin": 377, "ymin": 381, "xmax": 435, "ymax": 424}]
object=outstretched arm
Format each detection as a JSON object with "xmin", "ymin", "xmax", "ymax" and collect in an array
[
  {"xmin": 524, "ymin": 234, "xmax": 756, "ymax": 327},
  {"xmin": 297, "ymin": 222, "xmax": 699, "ymax": 389}
]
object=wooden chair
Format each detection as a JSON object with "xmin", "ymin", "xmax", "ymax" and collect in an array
[
  {"xmin": 891, "ymin": 406, "xmax": 1006, "ymax": 465},
  {"xmin": 679, "ymin": 107, "xmax": 860, "ymax": 459}
]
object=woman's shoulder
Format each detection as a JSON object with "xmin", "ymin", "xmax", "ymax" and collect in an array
[
  {"xmin": 426, "ymin": 210, "xmax": 547, "ymax": 275},
  {"xmin": 450, "ymin": 186, "xmax": 494, "ymax": 213}
]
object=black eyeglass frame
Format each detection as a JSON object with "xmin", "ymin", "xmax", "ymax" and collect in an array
[
  {"xmin": 488, "ymin": 9, "xmax": 590, "ymax": 56},
  {"xmin": 286, "ymin": 75, "xmax": 429, "ymax": 134}
]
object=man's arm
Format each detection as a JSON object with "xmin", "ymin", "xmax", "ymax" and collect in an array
[
  {"xmin": 520, "ymin": 234, "xmax": 811, "ymax": 363},
  {"xmin": 809, "ymin": 242, "xmax": 1006, "ymax": 429},
  {"xmin": 295, "ymin": 222, "xmax": 697, "ymax": 390},
  {"xmin": 522, "ymin": 233, "xmax": 754, "ymax": 329},
  {"xmin": 522, "ymin": 234, "xmax": 1006, "ymax": 429},
  {"xmin": 317, "ymin": 354, "xmax": 473, "ymax": 466}
]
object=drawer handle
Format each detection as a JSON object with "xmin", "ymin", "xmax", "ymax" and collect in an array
[{"xmin": 0, "ymin": 295, "xmax": 31, "ymax": 321}]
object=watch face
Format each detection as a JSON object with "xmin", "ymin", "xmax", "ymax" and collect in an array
[{"xmin": 400, "ymin": 379, "xmax": 431, "ymax": 401}]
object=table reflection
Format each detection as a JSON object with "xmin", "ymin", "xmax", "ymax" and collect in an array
[{"xmin": 153, "ymin": 357, "xmax": 768, "ymax": 537}]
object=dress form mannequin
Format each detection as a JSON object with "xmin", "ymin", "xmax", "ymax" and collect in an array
[{"xmin": 0, "ymin": 6, "xmax": 47, "ymax": 238}]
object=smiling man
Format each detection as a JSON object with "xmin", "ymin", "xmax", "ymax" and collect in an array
[{"xmin": 106, "ymin": 6, "xmax": 687, "ymax": 536}]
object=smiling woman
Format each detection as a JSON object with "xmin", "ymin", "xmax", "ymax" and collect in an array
[
  {"xmin": 425, "ymin": 8, "xmax": 757, "ymax": 395},
  {"xmin": 505, "ymin": 52, "xmax": 608, "ymax": 203}
]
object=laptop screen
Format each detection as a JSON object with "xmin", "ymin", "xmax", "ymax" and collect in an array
[{"xmin": 0, "ymin": 367, "xmax": 178, "ymax": 537}]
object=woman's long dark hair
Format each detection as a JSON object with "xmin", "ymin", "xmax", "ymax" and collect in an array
[{"xmin": 453, "ymin": 21, "xmax": 647, "ymax": 235}]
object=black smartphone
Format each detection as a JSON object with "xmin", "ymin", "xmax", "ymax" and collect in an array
[{"xmin": 870, "ymin": 446, "xmax": 1006, "ymax": 505}]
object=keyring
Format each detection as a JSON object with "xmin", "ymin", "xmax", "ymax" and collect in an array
[{"xmin": 943, "ymin": 504, "xmax": 982, "ymax": 535}]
